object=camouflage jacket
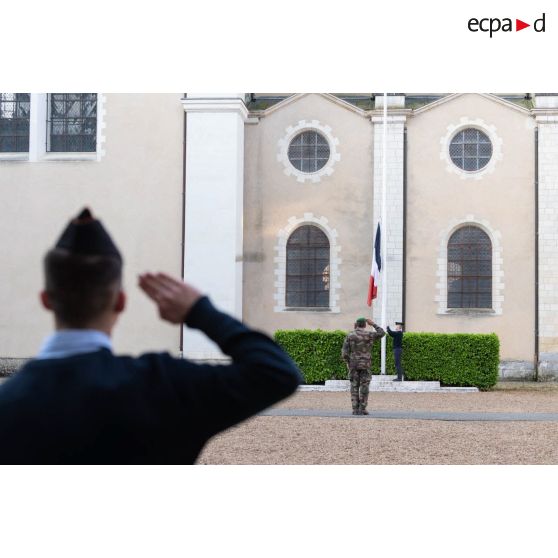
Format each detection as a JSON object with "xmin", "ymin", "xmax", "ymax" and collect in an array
[{"xmin": 341, "ymin": 325, "xmax": 386, "ymax": 370}]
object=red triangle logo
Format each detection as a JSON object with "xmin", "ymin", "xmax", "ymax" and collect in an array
[{"xmin": 516, "ymin": 19, "xmax": 530, "ymax": 31}]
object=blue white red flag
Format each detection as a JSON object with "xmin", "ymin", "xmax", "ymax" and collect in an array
[{"xmin": 367, "ymin": 222, "xmax": 381, "ymax": 307}]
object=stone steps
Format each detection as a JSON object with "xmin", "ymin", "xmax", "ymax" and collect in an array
[{"xmin": 298, "ymin": 376, "xmax": 478, "ymax": 393}]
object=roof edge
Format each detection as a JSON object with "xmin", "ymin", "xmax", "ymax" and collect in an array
[
  {"xmin": 412, "ymin": 93, "xmax": 532, "ymax": 116},
  {"xmin": 251, "ymin": 93, "xmax": 368, "ymax": 118}
]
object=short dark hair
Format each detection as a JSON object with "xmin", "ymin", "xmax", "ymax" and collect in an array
[
  {"xmin": 44, "ymin": 248, "xmax": 122, "ymax": 327},
  {"xmin": 355, "ymin": 318, "xmax": 366, "ymax": 328}
]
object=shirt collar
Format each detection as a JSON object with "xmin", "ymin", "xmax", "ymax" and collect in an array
[{"xmin": 36, "ymin": 329, "xmax": 113, "ymax": 360}]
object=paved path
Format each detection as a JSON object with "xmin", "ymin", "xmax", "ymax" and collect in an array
[{"xmin": 262, "ymin": 408, "xmax": 558, "ymax": 422}]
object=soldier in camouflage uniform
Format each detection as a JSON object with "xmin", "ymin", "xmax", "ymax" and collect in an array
[{"xmin": 341, "ymin": 317, "xmax": 385, "ymax": 415}]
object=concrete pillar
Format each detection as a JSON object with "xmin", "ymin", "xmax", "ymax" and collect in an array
[
  {"xmin": 182, "ymin": 95, "xmax": 248, "ymax": 360},
  {"xmin": 534, "ymin": 94, "xmax": 558, "ymax": 379},
  {"xmin": 371, "ymin": 102, "xmax": 407, "ymax": 328}
]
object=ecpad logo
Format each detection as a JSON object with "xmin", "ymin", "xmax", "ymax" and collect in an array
[{"xmin": 468, "ymin": 13, "xmax": 546, "ymax": 37}]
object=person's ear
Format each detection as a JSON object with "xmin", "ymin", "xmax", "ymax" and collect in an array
[
  {"xmin": 114, "ymin": 291, "xmax": 126, "ymax": 313},
  {"xmin": 40, "ymin": 291, "xmax": 53, "ymax": 311}
]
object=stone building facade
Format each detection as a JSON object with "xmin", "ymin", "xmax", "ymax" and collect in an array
[{"xmin": 0, "ymin": 92, "xmax": 556, "ymax": 379}]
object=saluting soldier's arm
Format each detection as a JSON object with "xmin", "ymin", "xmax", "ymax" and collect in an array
[
  {"xmin": 139, "ymin": 273, "xmax": 302, "ymax": 439},
  {"xmin": 367, "ymin": 319, "xmax": 386, "ymax": 340}
]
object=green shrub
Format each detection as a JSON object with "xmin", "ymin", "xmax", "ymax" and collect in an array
[
  {"xmin": 273, "ymin": 329, "xmax": 347, "ymax": 384},
  {"xmin": 398, "ymin": 333, "xmax": 500, "ymax": 390},
  {"xmin": 274, "ymin": 329, "xmax": 499, "ymax": 390}
]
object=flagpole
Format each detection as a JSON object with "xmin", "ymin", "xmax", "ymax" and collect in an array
[{"xmin": 380, "ymin": 92, "xmax": 388, "ymax": 375}]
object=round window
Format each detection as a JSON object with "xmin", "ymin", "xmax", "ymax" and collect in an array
[
  {"xmin": 449, "ymin": 128, "xmax": 493, "ymax": 172},
  {"xmin": 287, "ymin": 130, "xmax": 331, "ymax": 173}
]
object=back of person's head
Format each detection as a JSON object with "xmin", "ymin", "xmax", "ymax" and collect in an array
[
  {"xmin": 355, "ymin": 318, "xmax": 366, "ymax": 329},
  {"xmin": 42, "ymin": 208, "xmax": 124, "ymax": 328},
  {"xmin": 44, "ymin": 248, "xmax": 122, "ymax": 328}
]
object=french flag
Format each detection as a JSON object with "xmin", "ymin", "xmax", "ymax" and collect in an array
[{"xmin": 367, "ymin": 222, "xmax": 381, "ymax": 307}]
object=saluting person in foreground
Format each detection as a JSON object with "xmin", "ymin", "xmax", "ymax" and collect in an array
[{"xmin": 0, "ymin": 208, "xmax": 301, "ymax": 464}]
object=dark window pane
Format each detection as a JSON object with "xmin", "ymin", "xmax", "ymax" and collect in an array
[
  {"xmin": 302, "ymin": 160, "xmax": 309, "ymax": 172},
  {"xmin": 289, "ymin": 145, "xmax": 302, "ymax": 158},
  {"xmin": 447, "ymin": 292, "xmax": 461, "ymax": 308},
  {"xmin": 463, "ymin": 157, "xmax": 477, "ymax": 171},
  {"xmin": 286, "ymin": 225, "xmax": 330, "ymax": 308},
  {"xmin": 449, "ymin": 128, "xmax": 492, "ymax": 171},
  {"xmin": 48, "ymin": 93, "xmax": 97, "ymax": 152},
  {"xmin": 0, "ymin": 93, "xmax": 30, "ymax": 153},
  {"xmin": 447, "ymin": 226, "xmax": 492, "ymax": 308},
  {"xmin": 478, "ymin": 143, "xmax": 491, "ymax": 156},
  {"xmin": 464, "ymin": 143, "xmax": 477, "ymax": 156},
  {"xmin": 463, "ymin": 129, "xmax": 476, "ymax": 142},
  {"xmin": 478, "ymin": 278, "xmax": 491, "ymax": 292},
  {"xmin": 288, "ymin": 130, "xmax": 330, "ymax": 173}
]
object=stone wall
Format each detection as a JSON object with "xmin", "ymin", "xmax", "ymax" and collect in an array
[
  {"xmin": 499, "ymin": 361, "xmax": 535, "ymax": 380},
  {"xmin": 535, "ymin": 97, "xmax": 558, "ymax": 379}
]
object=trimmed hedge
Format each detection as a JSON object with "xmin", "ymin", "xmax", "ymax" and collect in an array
[{"xmin": 274, "ymin": 329, "xmax": 500, "ymax": 390}]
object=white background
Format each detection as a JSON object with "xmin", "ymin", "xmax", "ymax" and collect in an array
[
  {"xmin": 1, "ymin": 1, "xmax": 556, "ymax": 91},
  {"xmin": 1, "ymin": 0, "xmax": 557, "ymax": 556}
]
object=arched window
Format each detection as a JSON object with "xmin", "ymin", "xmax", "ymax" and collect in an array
[
  {"xmin": 447, "ymin": 226, "xmax": 492, "ymax": 308},
  {"xmin": 286, "ymin": 225, "xmax": 330, "ymax": 308}
]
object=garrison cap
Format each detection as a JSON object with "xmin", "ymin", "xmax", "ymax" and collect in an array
[{"xmin": 54, "ymin": 208, "xmax": 122, "ymax": 261}]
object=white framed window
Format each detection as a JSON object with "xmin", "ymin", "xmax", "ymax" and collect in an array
[
  {"xmin": 447, "ymin": 225, "xmax": 492, "ymax": 308},
  {"xmin": 449, "ymin": 128, "xmax": 493, "ymax": 172},
  {"xmin": 0, "ymin": 93, "xmax": 105, "ymax": 162},
  {"xmin": 286, "ymin": 225, "xmax": 330, "ymax": 308},
  {"xmin": 439, "ymin": 117, "xmax": 502, "ymax": 180},
  {"xmin": 0, "ymin": 93, "xmax": 31, "ymax": 160},
  {"xmin": 277, "ymin": 120, "xmax": 340, "ymax": 183},
  {"xmin": 287, "ymin": 130, "xmax": 330, "ymax": 173},
  {"xmin": 436, "ymin": 216, "xmax": 504, "ymax": 316},
  {"xmin": 47, "ymin": 94, "xmax": 98, "ymax": 153},
  {"xmin": 274, "ymin": 213, "xmax": 341, "ymax": 313}
]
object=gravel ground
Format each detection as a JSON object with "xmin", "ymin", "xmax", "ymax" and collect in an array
[
  {"xmin": 275, "ymin": 388, "xmax": 558, "ymax": 414},
  {"xmin": 198, "ymin": 389, "xmax": 558, "ymax": 465}
]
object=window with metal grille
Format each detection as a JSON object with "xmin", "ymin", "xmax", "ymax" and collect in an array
[
  {"xmin": 287, "ymin": 130, "xmax": 330, "ymax": 173},
  {"xmin": 47, "ymin": 94, "xmax": 97, "ymax": 152},
  {"xmin": 449, "ymin": 128, "xmax": 492, "ymax": 171},
  {"xmin": 0, "ymin": 93, "xmax": 30, "ymax": 152},
  {"xmin": 286, "ymin": 225, "xmax": 330, "ymax": 308},
  {"xmin": 447, "ymin": 226, "xmax": 492, "ymax": 308}
]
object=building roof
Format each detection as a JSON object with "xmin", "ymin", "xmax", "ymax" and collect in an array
[{"xmin": 245, "ymin": 93, "xmax": 534, "ymax": 113}]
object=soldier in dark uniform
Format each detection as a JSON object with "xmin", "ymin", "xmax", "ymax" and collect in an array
[
  {"xmin": 0, "ymin": 208, "xmax": 302, "ymax": 464},
  {"xmin": 341, "ymin": 317, "xmax": 385, "ymax": 415},
  {"xmin": 387, "ymin": 321, "xmax": 404, "ymax": 381}
]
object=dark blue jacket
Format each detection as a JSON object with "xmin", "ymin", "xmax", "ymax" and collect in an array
[
  {"xmin": 0, "ymin": 297, "xmax": 301, "ymax": 464},
  {"xmin": 387, "ymin": 327, "xmax": 404, "ymax": 349}
]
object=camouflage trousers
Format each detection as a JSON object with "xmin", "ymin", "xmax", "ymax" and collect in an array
[{"xmin": 349, "ymin": 368, "xmax": 372, "ymax": 411}]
